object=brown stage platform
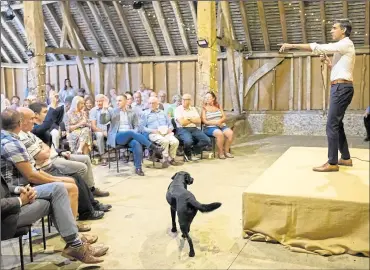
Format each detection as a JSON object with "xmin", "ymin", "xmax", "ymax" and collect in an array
[{"xmin": 242, "ymin": 147, "xmax": 369, "ymax": 256}]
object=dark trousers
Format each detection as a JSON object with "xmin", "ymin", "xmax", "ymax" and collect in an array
[
  {"xmin": 326, "ymin": 83, "xmax": 354, "ymax": 164},
  {"xmin": 364, "ymin": 116, "xmax": 370, "ymax": 139},
  {"xmin": 176, "ymin": 127, "xmax": 211, "ymax": 156}
]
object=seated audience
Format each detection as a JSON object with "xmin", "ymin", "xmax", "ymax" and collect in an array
[
  {"xmin": 140, "ymin": 97, "xmax": 181, "ymax": 168},
  {"xmin": 132, "ymin": 91, "xmax": 145, "ymax": 117},
  {"xmin": 364, "ymin": 106, "xmax": 370, "ymax": 141},
  {"xmin": 84, "ymin": 96, "xmax": 94, "ymax": 118},
  {"xmin": 201, "ymin": 92, "xmax": 234, "ymax": 159},
  {"xmin": 90, "ymin": 94, "xmax": 109, "ymax": 164},
  {"xmin": 66, "ymin": 96, "xmax": 92, "ymax": 155},
  {"xmin": 158, "ymin": 90, "xmax": 170, "ymax": 114},
  {"xmin": 167, "ymin": 94, "xmax": 182, "ymax": 119},
  {"xmin": 137, "ymin": 83, "xmax": 150, "ymax": 106},
  {"xmin": 77, "ymin": 88, "xmax": 87, "ymax": 98},
  {"xmin": 125, "ymin": 92, "xmax": 134, "ymax": 110},
  {"xmin": 174, "ymin": 94, "xmax": 211, "ymax": 161},
  {"xmin": 59, "ymin": 78, "xmax": 76, "ymax": 105},
  {"xmin": 0, "ymin": 176, "xmax": 108, "ymax": 263},
  {"xmin": 100, "ymin": 95, "xmax": 162, "ymax": 176},
  {"xmin": 10, "ymin": 96, "xmax": 20, "ymax": 109},
  {"xmin": 109, "ymin": 88, "xmax": 118, "ymax": 109},
  {"xmin": 1, "ymin": 94, "xmax": 11, "ymax": 112}
]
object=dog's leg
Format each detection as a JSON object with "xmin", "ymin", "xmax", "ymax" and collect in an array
[
  {"xmin": 170, "ymin": 207, "xmax": 177, "ymax": 233},
  {"xmin": 184, "ymin": 232, "xmax": 195, "ymax": 257}
]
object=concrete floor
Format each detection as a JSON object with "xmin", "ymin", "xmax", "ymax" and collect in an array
[{"xmin": 1, "ymin": 135, "xmax": 369, "ymax": 270}]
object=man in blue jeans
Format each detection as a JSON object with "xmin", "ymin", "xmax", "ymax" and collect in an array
[
  {"xmin": 279, "ymin": 19, "xmax": 355, "ymax": 172},
  {"xmin": 100, "ymin": 95, "xmax": 162, "ymax": 176},
  {"xmin": 174, "ymin": 94, "xmax": 211, "ymax": 161}
]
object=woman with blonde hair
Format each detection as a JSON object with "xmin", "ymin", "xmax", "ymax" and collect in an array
[
  {"xmin": 65, "ymin": 96, "xmax": 92, "ymax": 154},
  {"xmin": 201, "ymin": 91, "xmax": 234, "ymax": 159}
]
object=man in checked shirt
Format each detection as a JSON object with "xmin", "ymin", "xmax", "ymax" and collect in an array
[{"xmin": 279, "ymin": 19, "xmax": 355, "ymax": 172}]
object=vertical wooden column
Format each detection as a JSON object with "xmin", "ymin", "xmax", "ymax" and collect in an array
[
  {"xmin": 23, "ymin": 1, "xmax": 46, "ymax": 101},
  {"xmin": 197, "ymin": 1, "xmax": 218, "ymax": 100},
  {"xmin": 94, "ymin": 58, "xmax": 104, "ymax": 95}
]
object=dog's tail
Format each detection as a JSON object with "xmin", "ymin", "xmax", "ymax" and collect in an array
[{"xmin": 188, "ymin": 198, "xmax": 221, "ymax": 213}]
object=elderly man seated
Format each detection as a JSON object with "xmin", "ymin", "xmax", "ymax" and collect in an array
[
  {"xmin": 158, "ymin": 90, "xmax": 170, "ymax": 115},
  {"xmin": 174, "ymin": 94, "xmax": 211, "ymax": 161},
  {"xmin": 0, "ymin": 176, "xmax": 109, "ymax": 264},
  {"xmin": 100, "ymin": 94, "xmax": 163, "ymax": 176},
  {"xmin": 90, "ymin": 94, "xmax": 110, "ymax": 165},
  {"xmin": 132, "ymin": 91, "xmax": 145, "ymax": 117},
  {"xmin": 140, "ymin": 97, "xmax": 181, "ymax": 168}
]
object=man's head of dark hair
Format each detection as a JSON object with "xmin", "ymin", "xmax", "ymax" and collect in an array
[
  {"xmin": 29, "ymin": 102, "xmax": 47, "ymax": 114},
  {"xmin": 1, "ymin": 109, "xmax": 21, "ymax": 131},
  {"xmin": 65, "ymin": 96, "xmax": 74, "ymax": 105},
  {"xmin": 334, "ymin": 19, "xmax": 352, "ymax": 37}
]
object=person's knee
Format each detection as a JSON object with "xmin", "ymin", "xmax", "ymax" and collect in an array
[
  {"xmin": 53, "ymin": 182, "xmax": 69, "ymax": 197},
  {"xmin": 213, "ymin": 131, "xmax": 223, "ymax": 139},
  {"xmin": 63, "ymin": 182, "xmax": 78, "ymax": 197}
]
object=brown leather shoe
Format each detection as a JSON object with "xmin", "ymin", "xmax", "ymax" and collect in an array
[
  {"xmin": 338, "ymin": 158, "xmax": 353, "ymax": 167},
  {"xmin": 81, "ymin": 234, "xmax": 98, "ymax": 244},
  {"xmin": 92, "ymin": 187, "xmax": 110, "ymax": 197},
  {"xmin": 169, "ymin": 160, "xmax": 182, "ymax": 166},
  {"xmin": 313, "ymin": 162, "xmax": 339, "ymax": 172},
  {"xmin": 88, "ymin": 244, "xmax": 109, "ymax": 257},
  {"xmin": 77, "ymin": 223, "xmax": 91, "ymax": 232},
  {"xmin": 62, "ymin": 244, "xmax": 103, "ymax": 264}
]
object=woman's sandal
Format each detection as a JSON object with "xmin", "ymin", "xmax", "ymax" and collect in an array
[
  {"xmin": 218, "ymin": 154, "xmax": 226, "ymax": 159},
  {"xmin": 225, "ymin": 152, "xmax": 234, "ymax": 158}
]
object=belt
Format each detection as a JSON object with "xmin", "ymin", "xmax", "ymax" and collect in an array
[{"xmin": 331, "ymin": 79, "xmax": 352, "ymax": 85}]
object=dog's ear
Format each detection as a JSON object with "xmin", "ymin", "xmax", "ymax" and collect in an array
[
  {"xmin": 184, "ymin": 173, "xmax": 192, "ymax": 184},
  {"xmin": 171, "ymin": 172, "xmax": 178, "ymax": 180}
]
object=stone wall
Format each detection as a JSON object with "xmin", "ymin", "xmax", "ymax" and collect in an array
[{"xmin": 225, "ymin": 110, "xmax": 366, "ymax": 138}]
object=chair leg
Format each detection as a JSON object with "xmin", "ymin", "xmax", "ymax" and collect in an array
[
  {"xmin": 116, "ymin": 148, "xmax": 119, "ymax": 173},
  {"xmin": 19, "ymin": 236, "xmax": 24, "ymax": 270},
  {"xmin": 213, "ymin": 138, "xmax": 216, "ymax": 158},
  {"xmin": 41, "ymin": 218, "xmax": 46, "ymax": 250},
  {"xmin": 28, "ymin": 228, "xmax": 33, "ymax": 262}
]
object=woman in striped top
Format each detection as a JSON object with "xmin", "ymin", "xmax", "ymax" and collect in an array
[{"xmin": 201, "ymin": 92, "xmax": 234, "ymax": 159}]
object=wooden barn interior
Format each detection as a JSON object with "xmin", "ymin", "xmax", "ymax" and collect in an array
[{"xmin": 0, "ymin": 1, "xmax": 369, "ymax": 270}]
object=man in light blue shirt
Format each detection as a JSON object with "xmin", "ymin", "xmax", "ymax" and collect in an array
[
  {"xmin": 140, "ymin": 97, "xmax": 180, "ymax": 167},
  {"xmin": 90, "ymin": 94, "xmax": 109, "ymax": 158}
]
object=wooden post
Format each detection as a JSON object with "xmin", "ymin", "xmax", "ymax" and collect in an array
[
  {"xmin": 237, "ymin": 52, "xmax": 244, "ymax": 111},
  {"xmin": 360, "ymin": 54, "xmax": 367, "ymax": 109},
  {"xmin": 1, "ymin": 68, "xmax": 6, "ymax": 97},
  {"xmin": 23, "ymin": 1, "xmax": 46, "ymax": 101},
  {"xmin": 94, "ymin": 58, "xmax": 103, "ymax": 95},
  {"xmin": 298, "ymin": 57, "xmax": 303, "ymax": 111},
  {"xmin": 11, "ymin": 69, "xmax": 16, "ymax": 97},
  {"xmin": 323, "ymin": 64, "xmax": 328, "ymax": 110},
  {"xmin": 197, "ymin": 1, "xmax": 218, "ymax": 100},
  {"xmin": 164, "ymin": 62, "xmax": 168, "ymax": 97},
  {"xmin": 125, "ymin": 63, "xmax": 130, "ymax": 91},
  {"xmin": 289, "ymin": 58, "xmax": 294, "ymax": 110},
  {"xmin": 177, "ymin": 61, "xmax": 182, "ymax": 95},
  {"xmin": 150, "ymin": 62, "xmax": 154, "ymax": 89},
  {"xmin": 218, "ymin": 60, "xmax": 224, "ymax": 108},
  {"xmin": 271, "ymin": 68, "xmax": 276, "ymax": 110},
  {"xmin": 253, "ymin": 60, "xmax": 260, "ymax": 111},
  {"xmin": 306, "ymin": 56, "xmax": 311, "ymax": 110}
]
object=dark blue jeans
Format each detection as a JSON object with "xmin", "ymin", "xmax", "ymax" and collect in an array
[
  {"xmin": 326, "ymin": 83, "xmax": 354, "ymax": 164},
  {"xmin": 176, "ymin": 127, "xmax": 211, "ymax": 156},
  {"xmin": 116, "ymin": 130, "xmax": 152, "ymax": 169}
]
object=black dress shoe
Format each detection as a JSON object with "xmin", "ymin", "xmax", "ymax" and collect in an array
[
  {"xmin": 78, "ymin": 210, "xmax": 105, "ymax": 221},
  {"xmin": 149, "ymin": 144, "xmax": 164, "ymax": 156},
  {"xmin": 135, "ymin": 168, "xmax": 145, "ymax": 176},
  {"xmin": 94, "ymin": 203, "xmax": 112, "ymax": 212}
]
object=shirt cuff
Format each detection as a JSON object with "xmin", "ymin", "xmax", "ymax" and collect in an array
[
  {"xmin": 14, "ymin": 186, "xmax": 21, "ymax": 194},
  {"xmin": 18, "ymin": 197, "xmax": 22, "ymax": 207}
]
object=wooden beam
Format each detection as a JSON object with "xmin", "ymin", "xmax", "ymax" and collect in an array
[
  {"xmin": 99, "ymin": 2, "xmax": 127, "ymax": 57},
  {"xmin": 152, "ymin": 2, "xmax": 175, "ymax": 56},
  {"xmin": 44, "ymin": 17, "xmax": 59, "ymax": 47},
  {"xmin": 239, "ymin": 1, "xmax": 252, "ymax": 51},
  {"xmin": 216, "ymin": 3, "xmax": 223, "ymax": 53},
  {"xmin": 1, "ymin": 45, "xmax": 12, "ymax": 63},
  {"xmin": 150, "ymin": 62, "xmax": 154, "ymax": 89},
  {"xmin": 11, "ymin": 68, "xmax": 16, "ymax": 97},
  {"xmin": 365, "ymin": 0, "xmax": 369, "ymax": 46},
  {"xmin": 44, "ymin": 4, "xmax": 72, "ymax": 49},
  {"xmin": 306, "ymin": 56, "xmax": 311, "ymax": 110},
  {"xmin": 278, "ymin": 0, "xmax": 288, "ymax": 43},
  {"xmin": 75, "ymin": 2, "xmax": 104, "ymax": 55},
  {"xmin": 125, "ymin": 63, "xmax": 130, "ymax": 91},
  {"xmin": 218, "ymin": 60, "xmax": 224, "ymax": 107},
  {"xmin": 23, "ymin": 1, "xmax": 46, "ymax": 100},
  {"xmin": 1, "ymin": 68, "xmax": 6, "ymax": 97},
  {"xmin": 257, "ymin": 1, "xmax": 270, "ymax": 51},
  {"xmin": 360, "ymin": 54, "xmax": 367, "ymax": 108},
  {"xmin": 1, "ymin": 1, "xmax": 58, "ymax": 12},
  {"xmin": 1, "ymin": 16, "xmax": 27, "ymax": 60},
  {"xmin": 170, "ymin": 1, "xmax": 191, "ymax": 55},
  {"xmin": 45, "ymin": 47, "xmax": 98, "ymax": 58},
  {"xmin": 298, "ymin": 1, "xmax": 307, "ymax": 43},
  {"xmin": 253, "ymin": 60, "xmax": 259, "ymax": 111},
  {"xmin": 298, "ymin": 57, "xmax": 303, "ymax": 110},
  {"xmin": 60, "ymin": 24, "xmax": 68, "ymax": 47},
  {"xmin": 221, "ymin": 1, "xmax": 240, "ymax": 113},
  {"xmin": 217, "ymin": 37, "xmax": 244, "ymax": 51},
  {"xmin": 271, "ymin": 68, "xmax": 276, "ymax": 110},
  {"xmin": 177, "ymin": 61, "xmax": 181, "ymax": 95},
  {"xmin": 137, "ymin": 7, "xmax": 161, "ymax": 56},
  {"xmin": 86, "ymin": 1, "xmax": 118, "ymax": 56},
  {"xmin": 319, "ymin": 0, "xmax": 326, "ymax": 44},
  {"xmin": 289, "ymin": 59, "xmax": 294, "ymax": 110},
  {"xmin": 113, "ymin": 2, "xmax": 139, "ymax": 57},
  {"xmin": 342, "ymin": 1, "xmax": 348, "ymax": 18},
  {"xmin": 1, "ymin": 33, "xmax": 23, "ymax": 63},
  {"xmin": 188, "ymin": 1, "xmax": 197, "ymax": 34},
  {"xmin": 322, "ymin": 63, "xmax": 328, "ymax": 110},
  {"xmin": 60, "ymin": 1, "xmax": 91, "ymax": 94},
  {"xmin": 237, "ymin": 52, "xmax": 244, "ymax": 110},
  {"xmin": 70, "ymin": 16, "xmax": 88, "ymax": 51}
]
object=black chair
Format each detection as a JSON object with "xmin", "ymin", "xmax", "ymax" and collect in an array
[{"xmin": 107, "ymin": 144, "xmax": 130, "ymax": 173}]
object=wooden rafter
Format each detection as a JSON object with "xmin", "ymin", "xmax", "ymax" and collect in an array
[
  {"xmin": 0, "ymin": 32, "xmax": 23, "ymax": 63},
  {"xmin": 298, "ymin": 1, "xmax": 307, "ymax": 43},
  {"xmin": 342, "ymin": 1, "xmax": 348, "ymax": 18},
  {"xmin": 70, "ymin": 16, "xmax": 88, "ymax": 51},
  {"xmin": 1, "ymin": 16, "xmax": 28, "ymax": 59},
  {"xmin": 137, "ymin": 7, "xmax": 161, "ymax": 56},
  {"xmin": 113, "ymin": 1, "xmax": 139, "ymax": 57},
  {"xmin": 60, "ymin": 1, "xmax": 91, "ymax": 94},
  {"xmin": 257, "ymin": 0, "xmax": 270, "ymax": 51},
  {"xmin": 60, "ymin": 24, "xmax": 68, "ymax": 47},
  {"xmin": 239, "ymin": 1, "xmax": 252, "ymax": 51},
  {"xmin": 188, "ymin": 1, "xmax": 197, "ymax": 34},
  {"xmin": 216, "ymin": 3, "xmax": 223, "ymax": 52},
  {"xmin": 86, "ymin": 1, "xmax": 118, "ymax": 56},
  {"xmin": 1, "ymin": 45, "xmax": 12, "ymax": 63},
  {"xmin": 1, "ymin": 1, "xmax": 58, "ymax": 12},
  {"xmin": 170, "ymin": 1, "xmax": 191, "ymax": 55},
  {"xmin": 45, "ymin": 47, "xmax": 98, "ymax": 58},
  {"xmin": 99, "ymin": 2, "xmax": 127, "ymax": 57},
  {"xmin": 44, "ymin": 17, "xmax": 59, "ymax": 47},
  {"xmin": 44, "ymin": 4, "xmax": 72, "ymax": 48},
  {"xmin": 152, "ymin": 2, "xmax": 175, "ymax": 56},
  {"xmin": 319, "ymin": 0, "xmax": 326, "ymax": 44},
  {"xmin": 278, "ymin": 0, "xmax": 288, "ymax": 43},
  {"xmin": 365, "ymin": 0, "xmax": 369, "ymax": 46},
  {"xmin": 75, "ymin": 2, "xmax": 104, "ymax": 55}
]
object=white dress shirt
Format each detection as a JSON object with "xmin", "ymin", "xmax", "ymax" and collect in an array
[{"xmin": 309, "ymin": 37, "xmax": 355, "ymax": 82}]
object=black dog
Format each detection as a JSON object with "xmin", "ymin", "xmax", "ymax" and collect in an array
[{"xmin": 166, "ymin": 171, "xmax": 221, "ymax": 257}]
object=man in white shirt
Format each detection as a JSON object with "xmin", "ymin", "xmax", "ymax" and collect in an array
[
  {"xmin": 174, "ymin": 94, "xmax": 211, "ymax": 161},
  {"xmin": 279, "ymin": 19, "xmax": 355, "ymax": 172}
]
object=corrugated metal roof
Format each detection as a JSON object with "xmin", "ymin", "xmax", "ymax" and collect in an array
[{"xmin": 0, "ymin": 0, "xmax": 368, "ymax": 63}]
